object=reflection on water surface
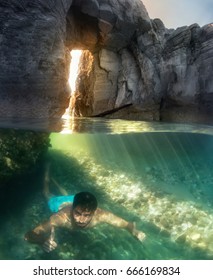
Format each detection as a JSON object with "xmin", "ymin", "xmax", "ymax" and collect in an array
[{"xmin": 1, "ymin": 116, "xmax": 213, "ymax": 135}]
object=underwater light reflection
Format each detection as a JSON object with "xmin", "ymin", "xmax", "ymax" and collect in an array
[
  {"xmin": 77, "ymin": 148, "xmax": 213, "ymax": 257},
  {"xmin": 47, "ymin": 128, "xmax": 213, "ymax": 259},
  {"xmin": 59, "ymin": 117, "xmax": 213, "ymax": 135}
]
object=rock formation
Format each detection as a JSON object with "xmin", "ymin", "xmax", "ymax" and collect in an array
[
  {"xmin": 70, "ymin": 3, "xmax": 213, "ymax": 124},
  {"xmin": 1, "ymin": 0, "xmax": 212, "ymax": 125},
  {"xmin": 0, "ymin": 0, "xmax": 72, "ymax": 120},
  {"xmin": 0, "ymin": 0, "xmax": 213, "ymax": 256},
  {"xmin": 0, "ymin": 129, "xmax": 50, "ymax": 185}
]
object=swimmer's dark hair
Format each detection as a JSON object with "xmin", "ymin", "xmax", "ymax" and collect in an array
[{"xmin": 73, "ymin": 192, "xmax": 98, "ymax": 212}]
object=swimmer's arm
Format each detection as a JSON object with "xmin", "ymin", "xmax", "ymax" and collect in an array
[
  {"xmin": 24, "ymin": 219, "xmax": 52, "ymax": 245},
  {"xmin": 98, "ymin": 210, "xmax": 146, "ymax": 242},
  {"xmin": 24, "ymin": 212, "xmax": 65, "ymax": 245},
  {"xmin": 25, "ymin": 219, "xmax": 58, "ymax": 252}
]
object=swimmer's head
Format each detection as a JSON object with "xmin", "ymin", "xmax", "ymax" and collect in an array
[{"xmin": 72, "ymin": 192, "xmax": 97, "ymax": 228}]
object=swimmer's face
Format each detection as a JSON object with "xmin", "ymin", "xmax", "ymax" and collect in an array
[{"xmin": 72, "ymin": 206, "xmax": 94, "ymax": 228}]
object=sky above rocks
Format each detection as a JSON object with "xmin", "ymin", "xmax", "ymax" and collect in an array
[{"xmin": 142, "ymin": 0, "xmax": 213, "ymax": 28}]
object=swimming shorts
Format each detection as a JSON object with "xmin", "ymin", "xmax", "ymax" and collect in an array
[{"xmin": 48, "ymin": 195, "xmax": 75, "ymax": 213}]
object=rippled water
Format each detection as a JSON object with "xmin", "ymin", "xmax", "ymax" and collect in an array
[{"xmin": 0, "ymin": 118, "xmax": 213, "ymax": 260}]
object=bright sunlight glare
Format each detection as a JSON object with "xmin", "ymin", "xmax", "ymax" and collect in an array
[
  {"xmin": 61, "ymin": 50, "xmax": 82, "ymax": 134},
  {"xmin": 69, "ymin": 50, "xmax": 82, "ymax": 93}
]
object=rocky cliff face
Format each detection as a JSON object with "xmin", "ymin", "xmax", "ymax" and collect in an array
[
  {"xmin": 0, "ymin": 0, "xmax": 212, "ymax": 124},
  {"xmin": 71, "ymin": 8, "xmax": 213, "ymax": 124},
  {"xmin": 0, "ymin": 0, "xmax": 72, "ymax": 119}
]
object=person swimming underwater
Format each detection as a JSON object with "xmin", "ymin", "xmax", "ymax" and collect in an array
[{"xmin": 24, "ymin": 164, "xmax": 146, "ymax": 252}]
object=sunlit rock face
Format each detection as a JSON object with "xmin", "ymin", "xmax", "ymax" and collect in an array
[
  {"xmin": 73, "ymin": 16, "xmax": 213, "ymax": 123},
  {"xmin": 68, "ymin": 0, "xmax": 155, "ymax": 120},
  {"xmin": 0, "ymin": 0, "xmax": 212, "ymax": 123}
]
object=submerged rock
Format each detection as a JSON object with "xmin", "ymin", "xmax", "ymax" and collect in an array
[{"xmin": 0, "ymin": 129, "xmax": 50, "ymax": 184}]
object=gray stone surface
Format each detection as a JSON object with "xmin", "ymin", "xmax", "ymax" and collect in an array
[
  {"xmin": 73, "ymin": 13, "xmax": 213, "ymax": 124},
  {"xmin": 0, "ymin": 0, "xmax": 212, "ymax": 124},
  {"xmin": 0, "ymin": 0, "xmax": 73, "ymax": 119}
]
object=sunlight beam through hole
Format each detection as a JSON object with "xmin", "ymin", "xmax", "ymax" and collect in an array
[
  {"xmin": 62, "ymin": 50, "xmax": 82, "ymax": 133},
  {"xmin": 69, "ymin": 50, "xmax": 82, "ymax": 93}
]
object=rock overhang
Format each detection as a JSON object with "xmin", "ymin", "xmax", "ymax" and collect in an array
[{"xmin": 66, "ymin": 0, "xmax": 152, "ymax": 51}]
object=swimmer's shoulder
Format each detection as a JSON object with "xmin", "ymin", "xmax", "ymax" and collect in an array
[
  {"xmin": 91, "ymin": 207, "xmax": 111, "ymax": 225},
  {"xmin": 50, "ymin": 205, "xmax": 72, "ymax": 227}
]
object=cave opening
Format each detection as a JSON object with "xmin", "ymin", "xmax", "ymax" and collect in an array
[
  {"xmin": 69, "ymin": 50, "xmax": 82, "ymax": 94},
  {"xmin": 62, "ymin": 49, "xmax": 82, "ymax": 129},
  {"xmin": 62, "ymin": 49, "xmax": 94, "ymax": 132},
  {"xmin": 68, "ymin": 49, "xmax": 94, "ymax": 118}
]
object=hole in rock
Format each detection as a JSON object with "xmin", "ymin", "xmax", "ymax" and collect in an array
[{"xmin": 69, "ymin": 50, "xmax": 82, "ymax": 93}]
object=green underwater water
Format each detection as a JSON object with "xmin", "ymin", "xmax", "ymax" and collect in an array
[{"xmin": 0, "ymin": 121, "xmax": 213, "ymax": 260}]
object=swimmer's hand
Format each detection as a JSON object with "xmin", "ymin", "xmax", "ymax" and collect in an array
[
  {"xmin": 132, "ymin": 222, "xmax": 146, "ymax": 242},
  {"xmin": 43, "ymin": 227, "xmax": 57, "ymax": 252}
]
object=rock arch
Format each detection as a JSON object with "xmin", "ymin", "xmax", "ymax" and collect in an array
[{"xmin": 0, "ymin": 0, "xmax": 213, "ymax": 124}]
